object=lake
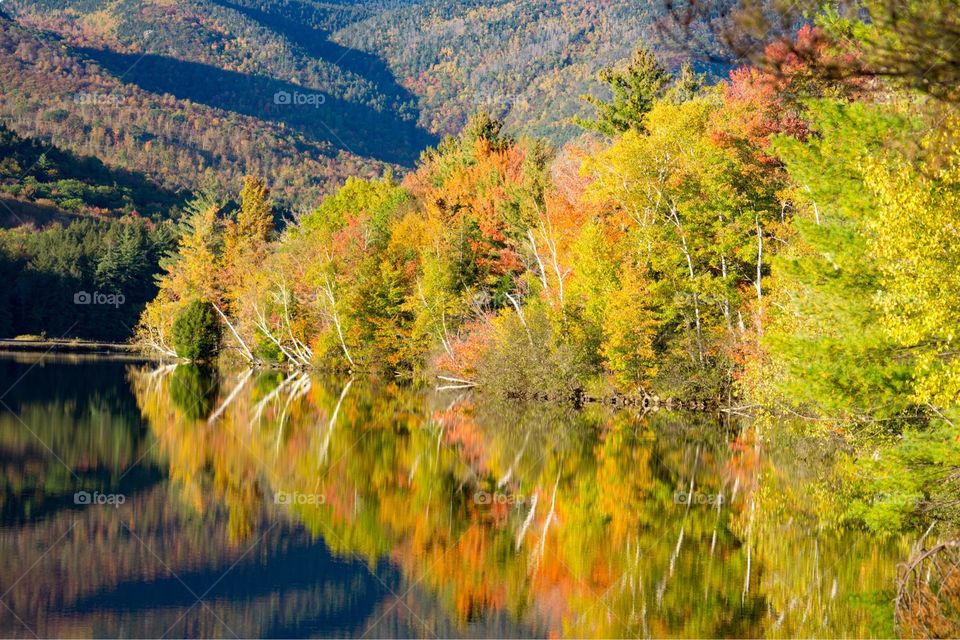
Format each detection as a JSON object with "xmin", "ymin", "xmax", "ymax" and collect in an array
[{"xmin": 0, "ymin": 354, "xmax": 909, "ymax": 638}]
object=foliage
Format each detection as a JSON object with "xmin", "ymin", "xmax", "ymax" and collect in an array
[
  {"xmin": 584, "ymin": 84, "xmax": 787, "ymax": 396},
  {"xmin": 0, "ymin": 13, "xmax": 401, "ymax": 210},
  {"xmin": 44, "ymin": 0, "xmax": 954, "ymax": 548},
  {"xmin": 865, "ymin": 113, "xmax": 960, "ymax": 408},
  {"xmin": 759, "ymin": 100, "xmax": 917, "ymax": 419},
  {"xmin": 11, "ymin": 1, "xmax": 960, "ymax": 626},
  {"xmin": 170, "ymin": 299, "xmax": 222, "ymax": 361},
  {"xmin": 475, "ymin": 301, "xmax": 592, "ymax": 400},
  {"xmin": 0, "ymin": 216, "xmax": 175, "ymax": 340},
  {"xmin": 333, "ymin": 0, "xmax": 719, "ymax": 140}
]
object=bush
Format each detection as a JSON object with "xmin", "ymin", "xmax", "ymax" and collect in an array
[
  {"xmin": 171, "ymin": 299, "xmax": 222, "ymax": 361},
  {"xmin": 477, "ymin": 303, "xmax": 592, "ymax": 400}
]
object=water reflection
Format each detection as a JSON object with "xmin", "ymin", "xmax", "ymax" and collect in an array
[{"xmin": 0, "ymin": 357, "xmax": 909, "ymax": 638}]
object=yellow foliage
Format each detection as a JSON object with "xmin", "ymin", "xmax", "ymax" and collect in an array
[{"xmin": 866, "ymin": 117, "xmax": 960, "ymax": 406}]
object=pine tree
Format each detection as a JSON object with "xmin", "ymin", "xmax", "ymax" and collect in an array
[
  {"xmin": 763, "ymin": 100, "xmax": 916, "ymax": 418},
  {"xmin": 575, "ymin": 46, "xmax": 672, "ymax": 136}
]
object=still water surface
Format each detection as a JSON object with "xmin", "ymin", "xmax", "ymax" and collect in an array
[{"xmin": 0, "ymin": 354, "xmax": 908, "ymax": 638}]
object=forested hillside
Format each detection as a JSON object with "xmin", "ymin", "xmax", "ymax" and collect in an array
[
  {"xmin": 334, "ymin": 0, "xmax": 709, "ymax": 139},
  {"xmin": 0, "ymin": 0, "xmax": 693, "ymax": 209},
  {"xmin": 0, "ymin": 13, "xmax": 400, "ymax": 209},
  {"xmin": 0, "ymin": 123, "xmax": 187, "ymax": 223}
]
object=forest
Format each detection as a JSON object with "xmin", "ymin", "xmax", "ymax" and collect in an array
[
  {"xmin": 0, "ymin": 216, "xmax": 176, "ymax": 340},
  {"xmin": 131, "ymin": 1, "xmax": 960, "ymax": 575}
]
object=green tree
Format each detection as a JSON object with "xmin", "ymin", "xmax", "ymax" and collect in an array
[
  {"xmin": 171, "ymin": 299, "xmax": 222, "ymax": 361},
  {"xmin": 762, "ymin": 100, "xmax": 916, "ymax": 419},
  {"xmin": 575, "ymin": 46, "xmax": 672, "ymax": 135}
]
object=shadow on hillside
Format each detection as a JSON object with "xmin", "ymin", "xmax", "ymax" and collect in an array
[
  {"xmin": 0, "ymin": 123, "xmax": 188, "ymax": 221},
  {"xmin": 75, "ymin": 48, "xmax": 436, "ymax": 167},
  {"xmin": 211, "ymin": 0, "xmax": 418, "ymax": 113},
  {"xmin": 0, "ymin": 194, "xmax": 73, "ymax": 229}
]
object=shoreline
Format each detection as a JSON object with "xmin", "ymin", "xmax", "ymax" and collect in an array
[{"xmin": 0, "ymin": 339, "xmax": 155, "ymax": 359}]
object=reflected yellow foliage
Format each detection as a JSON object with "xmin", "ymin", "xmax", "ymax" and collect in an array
[{"xmin": 129, "ymin": 364, "xmax": 909, "ymax": 637}]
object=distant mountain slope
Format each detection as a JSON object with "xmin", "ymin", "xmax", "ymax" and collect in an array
[
  {"xmin": 0, "ymin": 123, "xmax": 186, "ymax": 225},
  {"xmin": 0, "ymin": 8, "xmax": 415, "ymax": 209},
  {"xmin": 0, "ymin": 0, "xmax": 698, "ymax": 209},
  {"xmin": 333, "ymin": 0, "xmax": 683, "ymax": 140}
]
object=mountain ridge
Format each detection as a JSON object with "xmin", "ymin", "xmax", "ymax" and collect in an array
[{"xmin": 0, "ymin": 0, "xmax": 697, "ymax": 211}]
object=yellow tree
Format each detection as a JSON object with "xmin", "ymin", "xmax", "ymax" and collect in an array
[
  {"xmin": 223, "ymin": 176, "xmax": 274, "ymax": 312},
  {"xmin": 136, "ymin": 202, "xmax": 223, "ymax": 355},
  {"xmin": 866, "ymin": 115, "xmax": 960, "ymax": 408}
]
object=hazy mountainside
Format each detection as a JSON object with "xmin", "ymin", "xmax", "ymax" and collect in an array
[
  {"xmin": 0, "ymin": 0, "xmax": 681, "ymax": 211},
  {"xmin": 0, "ymin": 9, "xmax": 408, "ymax": 212}
]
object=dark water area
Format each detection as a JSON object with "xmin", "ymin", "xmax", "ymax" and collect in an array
[{"xmin": 0, "ymin": 355, "xmax": 907, "ymax": 638}]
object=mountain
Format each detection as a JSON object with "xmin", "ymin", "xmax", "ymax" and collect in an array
[
  {"xmin": 334, "ymin": 0, "xmax": 690, "ymax": 139},
  {"xmin": 0, "ymin": 0, "xmax": 692, "ymax": 210},
  {"xmin": 0, "ymin": 8, "xmax": 401, "ymax": 212}
]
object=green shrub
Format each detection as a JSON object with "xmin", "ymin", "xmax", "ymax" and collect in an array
[{"xmin": 171, "ymin": 299, "xmax": 222, "ymax": 361}]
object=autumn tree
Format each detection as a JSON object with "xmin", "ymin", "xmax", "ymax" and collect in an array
[
  {"xmin": 223, "ymin": 176, "xmax": 274, "ymax": 307},
  {"xmin": 137, "ymin": 196, "xmax": 225, "ymax": 355}
]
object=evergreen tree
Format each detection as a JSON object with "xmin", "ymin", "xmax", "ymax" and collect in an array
[
  {"xmin": 575, "ymin": 46, "xmax": 672, "ymax": 135},
  {"xmin": 171, "ymin": 299, "xmax": 222, "ymax": 361},
  {"xmin": 764, "ymin": 100, "xmax": 916, "ymax": 419}
]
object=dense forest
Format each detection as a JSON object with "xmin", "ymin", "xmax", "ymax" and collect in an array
[
  {"xmin": 0, "ymin": 0, "xmax": 710, "ymax": 342},
  {"xmin": 0, "ymin": 216, "xmax": 176, "ymax": 340}
]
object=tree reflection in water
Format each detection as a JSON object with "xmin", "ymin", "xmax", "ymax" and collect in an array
[{"xmin": 0, "ymin": 357, "xmax": 913, "ymax": 638}]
